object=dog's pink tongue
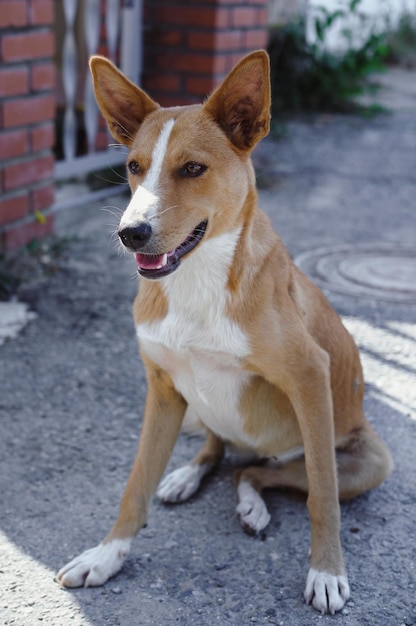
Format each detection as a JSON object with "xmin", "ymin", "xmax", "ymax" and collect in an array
[{"xmin": 135, "ymin": 252, "xmax": 165, "ymax": 270}]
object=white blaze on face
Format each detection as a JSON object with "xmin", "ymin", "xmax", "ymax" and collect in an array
[
  {"xmin": 143, "ymin": 118, "xmax": 175, "ymax": 192},
  {"xmin": 120, "ymin": 118, "xmax": 175, "ymax": 229}
]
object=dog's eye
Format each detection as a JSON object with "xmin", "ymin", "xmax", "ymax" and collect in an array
[
  {"xmin": 181, "ymin": 162, "xmax": 207, "ymax": 178},
  {"xmin": 128, "ymin": 160, "xmax": 140, "ymax": 175}
]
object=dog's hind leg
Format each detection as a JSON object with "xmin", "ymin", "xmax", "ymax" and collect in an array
[
  {"xmin": 332, "ymin": 423, "xmax": 393, "ymax": 501},
  {"xmin": 234, "ymin": 423, "xmax": 393, "ymax": 536},
  {"xmin": 157, "ymin": 429, "xmax": 225, "ymax": 503}
]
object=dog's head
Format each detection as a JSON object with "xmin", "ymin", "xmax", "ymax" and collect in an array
[{"xmin": 90, "ymin": 51, "xmax": 271, "ymax": 279}]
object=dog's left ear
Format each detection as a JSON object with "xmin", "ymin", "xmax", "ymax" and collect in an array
[{"xmin": 204, "ymin": 50, "xmax": 271, "ymax": 152}]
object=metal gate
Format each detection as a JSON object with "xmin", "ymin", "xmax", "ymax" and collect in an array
[{"xmin": 54, "ymin": 0, "xmax": 142, "ymax": 181}]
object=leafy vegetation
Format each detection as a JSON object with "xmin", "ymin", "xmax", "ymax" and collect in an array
[
  {"xmin": 0, "ymin": 259, "xmax": 20, "ymax": 300},
  {"xmin": 385, "ymin": 11, "xmax": 416, "ymax": 67},
  {"xmin": 268, "ymin": 0, "xmax": 389, "ymax": 114},
  {"xmin": 0, "ymin": 235, "xmax": 74, "ymax": 301}
]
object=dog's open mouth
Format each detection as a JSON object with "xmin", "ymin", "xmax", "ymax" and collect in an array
[{"xmin": 135, "ymin": 220, "xmax": 208, "ymax": 279}]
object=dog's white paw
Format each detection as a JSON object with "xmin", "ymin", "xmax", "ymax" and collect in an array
[
  {"xmin": 56, "ymin": 539, "xmax": 131, "ymax": 588},
  {"xmin": 157, "ymin": 464, "xmax": 207, "ymax": 503},
  {"xmin": 304, "ymin": 567, "xmax": 350, "ymax": 614},
  {"xmin": 236, "ymin": 480, "xmax": 271, "ymax": 534}
]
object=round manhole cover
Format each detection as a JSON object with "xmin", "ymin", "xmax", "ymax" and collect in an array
[{"xmin": 295, "ymin": 244, "xmax": 416, "ymax": 303}]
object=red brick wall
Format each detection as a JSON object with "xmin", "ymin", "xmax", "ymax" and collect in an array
[
  {"xmin": 142, "ymin": 0, "xmax": 268, "ymax": 106},
  {"xmin": 0, "ymin": 0, "xmax": 55, "ymax": 252}
]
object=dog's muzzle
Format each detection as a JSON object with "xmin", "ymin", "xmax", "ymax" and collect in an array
[{"xmin": 118, "ymin": 220, "xmax": 208, "ymax": 280}]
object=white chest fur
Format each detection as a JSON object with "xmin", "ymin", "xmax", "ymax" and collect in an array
[{"xmin": 136, "ymin": 229, "xmax": 257, "ymax": 447}]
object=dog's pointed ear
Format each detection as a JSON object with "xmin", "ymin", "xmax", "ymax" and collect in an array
[
  {"xmin": 204, "ymin": 50, "xmax": 271, "ymax": 152},
  {"xmin": 89, "ymin": 56, "xmax": 159, "ymax": 147}
]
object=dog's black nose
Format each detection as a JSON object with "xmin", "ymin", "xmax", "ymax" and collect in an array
[{"xmin": 118, "ymin": 222, "xmax": 152, "ymax": 250}]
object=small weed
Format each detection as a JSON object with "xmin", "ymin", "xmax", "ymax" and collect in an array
[
  {"xmin": 268, "ymin": 0, "xmax": 389, "ymax": 114},
  {"xmin": 0, "ymin": 261, "xmax": 20, "ymax": 300},
  {"xmin": 385, "ymin": 11, "xmax": 416, "ymax": 68},
  {"xmin": 0, "ymin": 235, "xmax": 76, "ymax": 301}
]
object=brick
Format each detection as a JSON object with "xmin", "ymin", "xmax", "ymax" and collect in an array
[
  {"xmin": 256, "ymin": 7, "xmax": 268, "ymax": 25},
  {"xmin": 31, "ymin": 182, "xmax": 54, "ymax": 211},
  {"xmin": 3, "ymin": 94, "xmax": 55, "ymax": 128},
  {"xmin": 185, "ymin": 76, "xmax": 215, "ymax": 97},
  {"xmin": 4, "ymin": 154, "xmax": 54, "ymax": 191},
  {"xmin": 0, "ymin": 129, "xmax": 29, "ymax": 159},
  {"xmin": 2, "ymin": 32, "xmax": 55, "ymax": 63},
  {"xmin": 0, "ymin": 194, "xmax": 29, "ymax": 226},
  {"xmin": 149, "ymin": 30, "xmax": 184, "ymax": 47},
  {"xmin": 157, "ymin": 94, "xmax": 198, "ymax": 107},
  {"xmin": 243, "ymin": 29, "xmax": 268, "ymax": 49},
  {"xmin": 212, "ymin": 54, "xmax": 231, "ymax": 75},
  {"xmin": 186, "ymin": 32, "xmax": 216, "ymax": 51},
  {"xmin": 144, "ymin": 74, "xmax": 181, "ymax": 94},
  {"xmin": 215, "ymin": 8, "xmax": 230, "ymax": 29},
  {"xmin": 29, "ymin": 0, "xmax": 54, "ymax": 25},
  {"xmin": 216, "ymin": 0, "xmax": 247, "ymax": 5},
  {"xmin": 215, "ymin": 54, "xmax": 240, "ymax": 76},
  {"xmin": 230, "ymin": 7, "xmax": 259, "ymax": 28},
  {"xmin": 153, "ymin": 53, "xmax": 215, "ymax": 74},
  {"xmin": 31, "ymin": 122, "xmax": 55, "ymax": 152},
  {"xmin": 31, "ymin": 62, "xmax": 55, "ymax": 91},
  {"xmin": 155, "ymin": 6, "xmax": 227, "ymax": 28},
  {"xmin": 4, "ymin": 214, "xmax": 55, "ymax": 251},
  {"xmin": 187, "ymin": 30, "xmax": 242, "ymax": 52},
  {"xmin": 216, "ymin": 30, "xmax": 244, "ymax": 51},
  {"xmin": 217, "ymin": 8, "xmax": 231, "ymax": 28},
  {"xmin": 230, "ymin": 52, "xmax": 247, "ymax": 68},
  {"xmin": 0, "ymin": 1, "xmax": 27, "ymax": 28},
  {"xmin": 0, "ymin": 67, "xmax": 29, "ymax": 98}
]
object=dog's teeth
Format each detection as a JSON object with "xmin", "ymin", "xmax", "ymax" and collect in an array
[{"xmin": 155, "ymin": 254, "xmax": 168, "ymax": 270}]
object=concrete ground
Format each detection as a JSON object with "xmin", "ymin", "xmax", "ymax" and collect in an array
[{"xmin": 0, "ymin": 68, "xmax": 415, "ymax": 625}]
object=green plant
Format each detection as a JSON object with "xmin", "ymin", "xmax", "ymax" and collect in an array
[
  {"xmin": 0, "ymin": 235, "xmax": 75, "ymax": 301},
  {"xmin": 0, "ymin": 260, "xmax": 20, "ymax": 300},
  {"xmin": 385, "ymin": 11, "xmax": 416, "ymax": 67},
  {"xmin": 268, "ymin": 0, "xmax": 389, "ymax": 113}
]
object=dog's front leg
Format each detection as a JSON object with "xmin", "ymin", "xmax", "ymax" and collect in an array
[
  {"xmin": 288, "ymin": 345, "xmax": 349, "ymax": 614},
  {"xmin": 252, "ymin": 333, "xmax": 349, "ymax": 614},
  {"xmin": 57, "ymin": 361, "xmax": 186, "ymax": 588}
]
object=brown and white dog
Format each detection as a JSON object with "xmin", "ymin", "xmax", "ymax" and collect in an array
[{"xmin": 57, "ymin": 51, "xmax": 393, "ymax": 614}]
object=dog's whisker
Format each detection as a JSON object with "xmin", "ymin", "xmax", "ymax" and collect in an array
[
  {"xmin": 108, "ymin": 143, "xmax": 128, "ymax": 151},
  {"xmin": 113, "ymin": 120, "xmax": 135, "ymax": 142},
  {"xmin": 106, "ymin": 229, "xmax": 120, "ymax": 239},
  {"xmin": 93, "ymin": 176, "xmax": 129, "ymax": 186},
  {"xmin": 101, "ymin": 206, "xmax": 124, "ymax": 219},
  {"xmin": 102, "ymin": 204, "xmax": 123, "ymax": 210},
  {"xmin": 152, "ymin": 204, "xmax": 179, "ymax": 218},
  {"xmin": 106, "ymin": 165, "xmax": 129, "ymax": 183}
]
